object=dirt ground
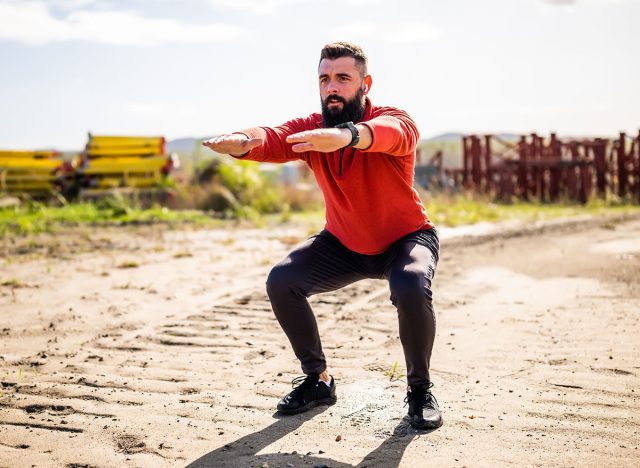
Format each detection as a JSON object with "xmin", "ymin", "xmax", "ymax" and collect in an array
[{"xmin": 0, "ymin": 215, "xmax": 639, "ymax": 467}]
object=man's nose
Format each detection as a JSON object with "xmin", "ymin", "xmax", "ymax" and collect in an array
[{"xmin": 326, "ymin": 80, "xmax": 339, "ymax": 95}]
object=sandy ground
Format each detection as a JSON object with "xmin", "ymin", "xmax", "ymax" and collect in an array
[{"xmin": 0, "ymin": 215, "xmax": 639, "ymax": 467}]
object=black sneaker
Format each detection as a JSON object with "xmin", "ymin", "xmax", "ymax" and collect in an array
[
  {"xmin": 405, "ymin": 382, "xmax": 443, "ymax": 429},
  {"xmin": 276, "ymin": 373, "xmax": 337, "ymax": 415}
]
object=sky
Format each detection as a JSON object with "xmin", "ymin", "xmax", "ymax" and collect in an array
[{"xmin": 0, "ymin": 0, "xmax": 638, "ymax": 150}]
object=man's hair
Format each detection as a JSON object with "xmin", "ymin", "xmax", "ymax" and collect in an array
[{"xmin": 319, "ymin": 42, "xmax": 368, "ymax": 77}]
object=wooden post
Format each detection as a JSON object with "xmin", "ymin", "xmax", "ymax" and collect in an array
[
  {"xmin": 462, "ymin": 136, "xmax": 470, "ymax": 188},
  {"xmin": 532, "ymin": 133, "xmax": 547, "ymax": 201},
  {"xmin": 567, "ymin": 142, "xmax": 578, "ymax": 202},
  {"xmin": 484, "ymin": 135, "xmax": 493, "ymax": 194},
  {"xmin": 593, "ymin": 138, "xmax": 607, "ymax": 198},
  {"xmin": 549, "ymin": 133, "xmax": 561, "ymax": 201},
  {"xmin": 518, "ymin": 136, "xmax": 528, "ymax": 201},
  {"xmin": 617, "ymin": 132, "xmax": 627, "ymax": 198},
  {"xmin": 471, "ymin": 136, "xmax": 482, "ymax": 189},
  {"xmin": 579, "ymin": 143, "xmax": 591, "ymax": 204}
]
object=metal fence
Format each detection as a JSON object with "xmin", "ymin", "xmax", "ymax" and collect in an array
[{"xmin": 440, "ymin": 132, "xmax": 640, "ymax": 203}]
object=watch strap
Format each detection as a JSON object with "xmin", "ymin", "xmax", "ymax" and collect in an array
[{"xmin": 335, "ymin": 121, "xmax": 360, "ymax": 148}]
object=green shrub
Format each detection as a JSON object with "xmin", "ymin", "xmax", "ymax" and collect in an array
[
  {"xmin": 217, "ymin": 159, "xmax": 286, "ymax": 216},
  {"xmin": 94, "ymin": 195, "xmax": 133, "ymax": 218}
]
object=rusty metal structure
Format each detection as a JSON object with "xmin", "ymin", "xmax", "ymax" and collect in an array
[{"xmin": 443, "ymin": 131, "xmax": 640, "ymax": 203}]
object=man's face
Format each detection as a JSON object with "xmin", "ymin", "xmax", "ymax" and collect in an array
[{"xmin": 318, "ymin": 56, "xmax": 371, "ymax": 127}]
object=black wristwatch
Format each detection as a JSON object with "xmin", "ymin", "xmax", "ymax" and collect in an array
[{"xmin": 335, "ymin": 121, "xmax": 360, "ymax": 148}]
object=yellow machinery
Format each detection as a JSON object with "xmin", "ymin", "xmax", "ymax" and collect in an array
[
  {"xmin": 78, "ymin": 134, "xmax": 179, "ymax": 190},
  {"xmin": 0, "ymin": 135, "xmax": 179, "ymax": 198},
  {"xmin": 0, "ymin": 150, "xmax": 72, "ymax": 195}
]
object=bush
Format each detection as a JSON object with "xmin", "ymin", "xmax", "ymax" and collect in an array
[
  {"xmin": 94, "ymin": 195, "xmax": 133, "ymax": 217},
  {"xmin": 217, "ymin": 159, "xmax": 287, "ymax": 215}
]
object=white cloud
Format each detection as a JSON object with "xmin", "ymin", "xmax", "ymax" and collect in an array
[
  {"xmin": 0, "ymin": 0, "xmax": 244, "ymax": 46},
  {"xmin": 207, "ymin": 0, "xmax": 308, "ymax": 15},
  {"xmin": 207, "ymin": 0, "xmax": 381, "ymax": 15},
  {"xmin": 331, "ymin": 21, "xmax": 440, "ymax": 44},
  {"xmin": 49, "ymin": 0, "xmax": 110, "ymax": 9}
]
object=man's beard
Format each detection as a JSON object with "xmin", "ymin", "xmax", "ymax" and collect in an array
[{"xmin": 321, "ymin": 88, "xmax": 365, "ymax": 128}]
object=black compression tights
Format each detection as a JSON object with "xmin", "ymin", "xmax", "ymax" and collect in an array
[{"xmin": 266, "ymin": 228, "xmax": 439, "ymax": 388}]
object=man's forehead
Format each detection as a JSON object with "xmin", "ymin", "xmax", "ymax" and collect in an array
[{"xmin": 318, "ymin": 57, "xmax": 359, "ymax": 75}]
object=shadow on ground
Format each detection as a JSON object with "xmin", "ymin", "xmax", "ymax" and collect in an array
[{"xmin": 187, "ymin": 406, "xmax": 438, "ymax": 467}]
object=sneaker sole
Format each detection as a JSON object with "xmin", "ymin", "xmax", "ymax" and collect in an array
[
  {"xmin": 409, "ymin": 416, "xmax": 443, "ymax": 430},
  {"xmin": 277, "ymin": 395, "xmax": 337, "ymax": 415}
]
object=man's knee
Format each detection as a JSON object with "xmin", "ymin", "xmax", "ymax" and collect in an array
[
  {"xmin": 266, "ymin": 263, "xmax": 305, "ymax": 299},
  {"xmin": 389, "ymin": 269, "xmax": 433, "ymax": 309}
]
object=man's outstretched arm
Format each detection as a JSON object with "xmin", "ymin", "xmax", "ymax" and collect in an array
[
  {"xmin": 285, "ymin": 124, "xmax": 373, "ymax": 153},
  {"xmin": 202, "ymin": 118, "xmax": 313, "ymax": 163},
  {"xmin": 202, "ymin": 119, "xmax": 374, "ymax": 159},
  {"xmin": 202, "ymin": 134, "xmax": 263, "ymax": 157},
  {"xmin": 284, "ymin": 111, "xmax": 417, "ymax": 157}
]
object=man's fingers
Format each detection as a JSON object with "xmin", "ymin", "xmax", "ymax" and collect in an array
[
  {"xmin": 291, "ymin": 142, "xmax": 314, "ymax": 153},
  {"xmin": 202, "ymin": 136, "xmax": 226, "ymax": 147},
  {"xmin": 202, "ymin": 135, "xmax": 262, "ymax": 155}
]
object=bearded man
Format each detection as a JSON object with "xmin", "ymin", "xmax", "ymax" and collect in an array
[{"xmin": 203, "ymin": 42, "xmax": 442, "ymax": 430}]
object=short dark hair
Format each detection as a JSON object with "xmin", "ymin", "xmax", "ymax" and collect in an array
[{"xmin": 319, "ymin": 42, "xmax": 368, "ymax": 77}]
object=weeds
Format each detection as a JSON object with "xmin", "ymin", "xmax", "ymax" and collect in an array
[
  {"xmin": 385, "ymin": 360, "xmax": 406, "ymax": 381},
  {"xmin": 1, "ymin": 278, "xmax": 24, "ymax": 288},
  {"xmin": 423, "ymin": 192, "xmax": 640, "ymax": 227},
  {"xmin": 2, "ymin": 181, "xmax": 639, "ymax": 241},
  {"xmin": 0, "ymin": 197, "xmax": 214, "ymax": 238},
  {"xmin": 173, "ymin": 251, "xmax": 193, "ymax": 258}
]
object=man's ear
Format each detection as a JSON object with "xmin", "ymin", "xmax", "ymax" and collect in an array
[{"xmin": 363, "ymin": 75, "xmax": 373, "ymax": 94}]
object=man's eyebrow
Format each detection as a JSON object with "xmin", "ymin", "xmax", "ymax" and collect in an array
[{"xmin": 318, "ymin": 72, "xmax": 354, "ymax": 80}]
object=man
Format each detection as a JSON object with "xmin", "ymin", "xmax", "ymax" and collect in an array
[{"xmin": 203, "ymin": 42, "xmax": 442, "ymax": 430}]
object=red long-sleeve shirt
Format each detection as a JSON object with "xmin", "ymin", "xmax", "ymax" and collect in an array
[{"xmin": 235, "ymin": 98, "xmax": 434, "ymax": 255}]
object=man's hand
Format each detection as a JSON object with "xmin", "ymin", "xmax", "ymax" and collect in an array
[
  {"xmin": 202, "ymin": 134, "xmax": 263, "ymax": 157},
  {"xmin": 286, "ymin": 128, "xmax": 351, "ymax": 153}
]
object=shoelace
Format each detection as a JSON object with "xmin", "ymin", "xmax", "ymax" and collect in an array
[
  {"xmin": 404, "ymin": 382, "xmax": 437, "ymax": 409},
  {"xmin": 290, "ymin": 374, "xmax": 319, "ymax": 390}
]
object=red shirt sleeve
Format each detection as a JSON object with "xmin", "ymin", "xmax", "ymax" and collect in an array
[
  {"xmin": 359, "ymin": 107, "xmax": 420, "ymax": 156},
  {"xmin": 232, "ymin": 117, "xmax": 313, "ymax": 163}
]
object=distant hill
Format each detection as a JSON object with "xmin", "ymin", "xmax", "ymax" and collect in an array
[
  {"xmin": 418, "ymin": 133, "xmax": 463, "ymax": 168},
  {"xmin": 424, "ymin": 132, "xmax": 463, "ymax": 143},
  {"xmin": 166, "ymin": 137, "xmax": 200, "ymax": 156}
]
